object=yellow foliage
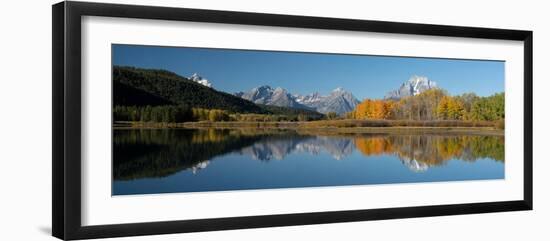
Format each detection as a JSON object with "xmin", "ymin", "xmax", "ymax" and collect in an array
[
  {"xmin": 354, "ymin": 99, "xmax": 395, "ymax": 119},
  {"xmin": 437, "ymin": 96, "xmax": 465, "ymax": 120},
  {"xmin": 354, "ymin": 137, "xmax": 393, "ymax": 156}
]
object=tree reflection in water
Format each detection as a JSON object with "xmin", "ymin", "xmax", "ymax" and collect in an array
[
  {"xmin": 354, "ymin": 135, "xmax": 503, "ymax": 172},
  {"xmin": 113, "ymin": 129, "xmax": 504, "ymax": 180}
]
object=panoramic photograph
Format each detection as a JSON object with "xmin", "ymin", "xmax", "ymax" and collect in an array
[{"xmin": 111, "ymin": 44, "xmax": 505, "ymax": 196}]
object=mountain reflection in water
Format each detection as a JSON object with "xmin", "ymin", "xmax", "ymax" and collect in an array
[{"xmin": 113, "ymin": 128, "xmax": 504, "ymax": 181}]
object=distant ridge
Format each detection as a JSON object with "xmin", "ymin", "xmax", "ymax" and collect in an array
[
  {"xmin": 294, "ymin": 87, "xmax": 360, "ymax": 115},
  {"xmin": 235, "ymin": 85, "xmax": 311, "ymax": 110},
  {"xmin": 236, "ymin": 86, "xmax": 360, "ymax": 115}
]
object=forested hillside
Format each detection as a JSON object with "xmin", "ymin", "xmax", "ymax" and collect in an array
[
  {"xmin": 113, "ymin": 66, "xmax": 266, "ymax": 113},
  {"xmin": 113, "ymin": 66, "xmax": 325, "ymax": 122},
  {"xmin": 113, "ymin": 81, "xmax": 174, "ymax": 106}
]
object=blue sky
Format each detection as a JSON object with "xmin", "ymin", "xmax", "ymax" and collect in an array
[{"xmin": 113, "ymin": 44, "xmax": 504, "ymax": 100}]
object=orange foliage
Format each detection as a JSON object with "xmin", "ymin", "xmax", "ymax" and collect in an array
[
  {"xmin": 354, "ymin": 99, "xmax": 395, "ymax": 119},
  {"xmin": 354, "ymin": 137, "xmax": 394, "ymax": 156}
]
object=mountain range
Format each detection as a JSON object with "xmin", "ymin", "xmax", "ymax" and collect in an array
[
  {"xmin": 235, "ymin": 86, "xmax": 360, "ymax": 115},
  {"xmin": 235, "ymin": 76, "xmax": 437, "ymax": 114},
  {"xmin": 114, "ymin": 66, "xmax": 439, "ymax": 117},
  {"xmin": 294, "ymin": 87, "xmax": 360, "ymax": 115},
  {"xmin": 384, "ymin": 75, "xmax": 437, "ymax": 100},
  {"xmin": 234, "ymin": 86, "xmax": 310, "ymax": 110},
  {"xmin": 239, "ymin": 135, "xmax": 355, "ymax": 161},
  {"xmin": 113, "ymin": 66, "xmax": 323, "ymax": 119}
]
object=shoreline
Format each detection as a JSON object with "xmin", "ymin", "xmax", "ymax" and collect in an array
[{"xmin": 113, "ymin": 121, "xmax": 504, "ymax": 136}]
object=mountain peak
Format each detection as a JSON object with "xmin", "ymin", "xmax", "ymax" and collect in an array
[
  {"xmin": 238, "ymin": 85, "xmax": 359, "ymax": 115},
  {"xmin": 256, "ymin": 85, "xmax": 273, "ymax": 89},
  {"xmin": 237, "ymin": 85, "xmax": 306, "ymax": 109},
  {"xmin": 190, "ymin": 73, "xmax": 200, "ymax": 80},
  {"xmin": 332, "ymin": 87, "xmax": 345, "ymax": 92},
  {"xmin": 274, "ymin": 87, "xmax": 285, "ymax": 92},
  {"xmin": 406, "ymin": 75, "xmax": 436, "ymax": 94},
  {"xmin": 385, "ymin": 75, "xmax": 437, "ymax": 99},
  {"xmin": 189, "ymin": 73, "xmax": 213, "ymax": 88}
]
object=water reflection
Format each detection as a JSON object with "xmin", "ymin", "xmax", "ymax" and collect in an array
[
  {"xmin": 239, "ymin": 136, "xmax": 355, "ymax": 161},
  {"xmin": 113, "ymin": 128, "xmax": 504, "ymax": 180},
  {"xmin": 354, "ymin": 135, "xmax": 504, "ymax": 172}
]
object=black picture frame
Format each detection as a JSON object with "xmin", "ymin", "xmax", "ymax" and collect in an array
[{"xmin": 52, "ymin": 1, "xmax": 533, "ymax": 240}]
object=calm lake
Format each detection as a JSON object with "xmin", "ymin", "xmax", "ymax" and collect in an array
[{"xmin": 112, "ymin": 128, "xmax": 504, "ymax": 195}]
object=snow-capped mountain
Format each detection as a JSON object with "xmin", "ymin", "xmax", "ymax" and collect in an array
[
  {"xmin": 238, "ymin": 136, "xmax": 354, "ymax": 161},
  {"xmin": 236, "ymin": 86, "xmax": 359, "ymax": 115},
  {"xmin": 190, "ymin": 160, "xmax": 210, "ymax": 174},
  {"xmin": 384, "ymin": 75, "xmax": 437, "ymax": 100},
  {"xmin": 400, "ymin": 158, "xmax": 429, "ymax": 172},
  {"xmin": 189, "ymin": 73, "xmax": 213, "ymax": 88},
  {"xmin": 294, "ymin": 87, "xmax": 360, "ymax": 115},
  {"xmin": 234, "ymin": 85, "xmax": 309, "ymax": 109},
  {"xmin": 294, "ymin": 92, "xmax": 324, "ymax": 105}
]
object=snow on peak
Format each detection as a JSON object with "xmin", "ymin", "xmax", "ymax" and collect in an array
[
  {"xmin": 236, "ymin": 84, "xmax": 360, "ymax": 115},
  {"xmin": 189, "ymin": 73, "xmax": 213, "ymax": 88},
  {"xmin": 332, "ymin": 87, "xmax": 345, "ymax": 92},
  {"xmin": 274, "ymin": 87, "xmax": 285, "ymax": 92},
  {"xmin": 385, "ymin": 75, "xmax": 437, "ymax": 99},
  {"xmin": 252, "ymin": 85, "xmax": 273, "ymax": 92},
  {"xmin": 407, "ymin": 75, "xmax": 436, "ymax": 95}
]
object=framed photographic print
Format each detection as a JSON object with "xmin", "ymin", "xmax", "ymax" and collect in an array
[{"xmin": 52, "ymin": 1, "xmax": 533, "ymax": 240}]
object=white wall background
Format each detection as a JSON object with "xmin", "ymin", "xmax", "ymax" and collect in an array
[{"xmin": 0, "ymin": 0, "xmax": 547, "ymax": 240}]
